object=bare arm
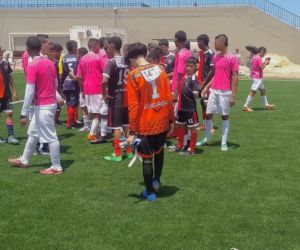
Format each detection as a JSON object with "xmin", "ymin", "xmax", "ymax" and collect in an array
[{"xmin": 230, "ymin": 71, "xmax": 239, "ymax": 107}]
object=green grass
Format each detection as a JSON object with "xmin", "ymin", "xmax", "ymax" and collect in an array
[{"xmin": 0, "ymin": 72, "xmax": 300, "ymax": 250}]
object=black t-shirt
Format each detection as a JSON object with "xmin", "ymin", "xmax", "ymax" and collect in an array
[
  {"xmin": 0, "ymin": 61, "xmax": 13, "ymax": 98},
  {"xmin": 62, "ymin": 53, "xmax": 79, "ymax": 91},
  {"xmin": 103, "ymin": 56, "xmax": 129, "ymax": 108},
  {"xmin": 201, "ymin": 49, "xmax": 214, "ymax": 81},
  {"xmin": 178, "ymin": 74, "xmax": 200, "ymax": 112},
  {"xmin": 161, "ymin": 54, "xmax": 175, "ymax": 74}
]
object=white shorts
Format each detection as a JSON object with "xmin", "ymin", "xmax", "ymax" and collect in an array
[
  {"xmin": 206, "ymin": 91, "xmax": 231, "ymax": 116},
  {"xmin": 79, "ymin": 93, "xmax": 86, "ymax": 108},
  {"xmin": 28, "ymin": 104, "xmax": 58, "ymax": 143},
  {"xmin": 251, "ymin": 79, "xmax": 265, "ymax": 91},
  {"xmin": 85, "ymin": 94, "xmax": 108, "ymax": 115}
]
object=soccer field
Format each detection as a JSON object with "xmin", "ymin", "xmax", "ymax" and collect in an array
[{"xmin": 0, "ymin": 72, "xmax": 299, "ymax": 250}]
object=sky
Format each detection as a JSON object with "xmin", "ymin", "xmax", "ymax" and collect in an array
[{"xmin": 271, "ymin": 0, "xmax": 300, "ymax": 16}]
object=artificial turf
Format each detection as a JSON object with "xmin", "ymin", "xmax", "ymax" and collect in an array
[{"xmin": 0, "ymin": 72, "xmax": 299, "ymax": 250}]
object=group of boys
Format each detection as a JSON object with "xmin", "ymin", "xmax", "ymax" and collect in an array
[{"xmin": 6, "ymin": 30, "xmax": 274, "ymax": 201}]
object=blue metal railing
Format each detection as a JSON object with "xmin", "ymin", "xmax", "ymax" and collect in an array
[{"xmin": 0, "ymin": 0, "xmax": 299, "ymax": 29}]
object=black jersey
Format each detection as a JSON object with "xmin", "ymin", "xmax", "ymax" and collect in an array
[{"xmin": 62, "ymin": 53, "xmax": 78, "ymax": 91}]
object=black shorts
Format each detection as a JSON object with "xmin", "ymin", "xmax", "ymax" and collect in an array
[
  {"xmin": 108, "ymin": 105, "xmax": 128, "ymax": 129},
  {"xmin": 0, "ymin": 97, "xmax": 12, "ymax": 113},
  {"xmin": 176, "ymin": 110, "xmax": 199, "ymax": 128},
  {"xmin": 138, "ymin": 131, "xmax": 167, "ymax": 159},
  {"xmin": 64, "ymin": 90, "xmax": 80, "ymax": 107}
]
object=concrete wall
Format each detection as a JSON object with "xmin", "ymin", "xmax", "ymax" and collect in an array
[{"xmin": 0, "ymin": 6, "xmax": 299, "ymax": 63}]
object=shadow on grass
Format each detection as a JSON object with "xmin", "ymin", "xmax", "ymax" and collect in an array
[
  {"xmin": 209, "ymin": 141, "xmax": 240, "ymax": 149},
  {"xmin": 60, "ymin": 145, "xmax": 72, "ymax": 154},
  {"xmin": 58, "ymin": 133, "xmax": 75, "ymax": 140},
  {"xmin": 128, "ymin": 185, "xmax": 179, "ymax": 203}
]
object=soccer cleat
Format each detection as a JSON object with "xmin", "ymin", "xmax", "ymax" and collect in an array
[
  {"xmin": 221, "ymin": 144, "xmax": 229, "ymax": 152},
  {"xmin": 196, "ymin": 139, "xmax": 209, "ymax": 147},
  {"xmin": 40, "ymin": 167, "xmax": 63, "ymax": 175},
  {"xmin": 78, "ymin": 126, "xmax": 90, "ymax": 132},
  {"xmin": 104, "ymin": 155, "xmax": 122, "ymax": 162},
  {"xmin": 126, "ymin": 152, "xmax": 134, "ymax": 159},
  {"xmin": 7, "ymin": 136, "xmax": 20, "ymax": 145},
  {"xmin": 8, "ymin": 158, "xmax": 29, "ymax": 169},
  {"xmin": 141, "ymin": 189, "xmax": 157, "ymax": 202},
  {"xmin": 90, "ymin": 137, "xmax": 108, "ymax": 144},
  {"xmin": 168, "ymin": 145, "xmax": 183, "ymax": 152},
  {"xmin": 152, "ymin": 179, "xmax": 161, "ymax": 192},
  {"xmin": 86, "ymin": 134, "xmax": 97, "ymax": 141},
  {"xmin": 40, "ymin": 150, "xmax": 51, "ymax": 156},
  {"xmin": 243, "ymin": 107, "xmax": 253, "ymax": 112},
  {"xmin": 179, "ymin": 149, "xmax": 195, "ymax": 156},
  {"xmin": 0, "ymin": 137, "xmax": 6, "ymax": 144},
  {"xmin": 265, "ymin": 104, "xmax": 275, "ymax": 110}
]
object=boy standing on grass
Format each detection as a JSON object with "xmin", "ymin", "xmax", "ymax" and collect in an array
[
  {"xmin": 243, "ymin": 47, "xmax": 275, "ymax": 112},
  {"xmin": 126, "ymin": 43, "xmax": 174, "ymax": 202},
  {"xmin": 170, "ymin": 56, "xmax": 200, "ymax": 156},
  {"xmin": 102, "ymin": 36, "xmax": 133, "ymax": 162},
  {"xmin": 198, "ymin": 34, "xmax": 239, "ymax": 152},
  {"xmin": 0, "ymin": 57, "xmax": 19, "ymax": 144},
  {"xmin": 8, "ymin": 36, "xmax": 64, "ymax": 175},
  {"xmin": 77, "ymin": 38, "xmax": 108, "ymax": 143}
]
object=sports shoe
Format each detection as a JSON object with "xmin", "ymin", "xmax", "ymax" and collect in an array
[
  {"xmin": 152, "ymin": 179, "xmax": 161, "ymax": 192},
  {"xmin": 199, "ymin": 124, "xmax": 205, "ymax": 130},
  {"xmin": 265, "ymin": 104, "xmax": 275, "ymax": 110},
  {"xmin": 221, "ymin": 143, "xmax": 229, "ymax": 152},
  {"xmin": 141, "ymin": 189, "xmax": 157, "ymax": 202},
  {"xmin": 7, "ymin": 136, "xmax": 20, "ymax": 145},
  {"xmin": 0, "ymin": 137, "xmax": 6, "ymax": 144},
  {"xmin": 86, "ymin": 134, "xmax": 97, "ymax": 141},
  {"xmin": 126, "ymin": 152, "xmax": 134, "ymax": 159},
  {"xmin": 40, "ymin": 167, "xmax": 63, "ymax": 175},
  {"xmin": 168, "ymin": 145, "xmax": 183, "ymax": 152},
  {"xmin": 179, "ymin": 149, "xmax": 195, "ymax": 156},
  {"xmin": 55, "ymin": 120, "xmax": 64, "ymax": 126},
  {"xmin": 90, "ymin": 136, "xmax": 108, "ymax": 144},
  {"xmin": 8, "ymin": 158, "xmax": 29, "ymax": 169},
  {"xmin": 104, "ymin": 155, "xmax": 122, "ymax": 162},
  {"xmin": 196, "ymin": 139, "xmax": 209, "ymax": 147},
  {"xmin": 243, "ymin": 107, "xmax": 253, "ymax": 112},
  {"xmin": 78, "ymin": 126, "xmax": 90, "ymax": 132}
]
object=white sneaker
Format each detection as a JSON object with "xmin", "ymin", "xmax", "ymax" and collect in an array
[{"xmin": 78, "ymin": 126, "xmax": 90, "ymax": 132}]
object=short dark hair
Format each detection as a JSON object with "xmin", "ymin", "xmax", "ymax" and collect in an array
[
  {"xmin": 184, "ymin": 40, "xmax": 191, "ymax": 50},
  {"xmin": 36, "ymin": 34, "xmax": 49, "ymax": 45},
  {"xmin": 99, "ymin": 37, "xmax": 108, "ymax": 48},
  {"xmin": 26, "ymin": 36, "xmax": 42, "ymax": 52},
  {"xmin": 258, "ymin": 47, "xmax": 267, "ymax": 53},
  {"xmin": 158, "ymin": 39, "xmax": 169, "ymax": 47},
  {"xmin": 108, "ymin": 36, "xmax": 122, "ymax": 51},
  {"xmin": 186, "ymin": 56, "xmax": 198, "ymax": 65},
  {"xmin": 66, "ymin": 40, "xmax": 78, "ymax": 52},
  {"xmin": 88, "ymin": 38, "xmax": 100, "ymax": 49},
  {"xmin": 147, "ymin": 47, "xmax": 163, "ymax": 62},
  {"xmin": 215, "ymin": 34, "xmax": 229, "ymax": 47},
  {"xmin": 51, "ymin": 43, "xmax": 63, "ymax": 52},
  {"xmin": 197, "ymin": 34, "xmax": 209, "ymax": 46},
  {"xmin": 77, "ymin": 47, "xmax": 88, "ymax": 56},
  {"xmin": 175, "ymin": 30, "xmax": 187, "ymax": 43},
  {"xmin": 245, "ymin": 45, "xmax": 258, "ymax": 54},
  {"xmin": 125, "ymin": 42, "xmax": 148, "ymax": 65}
]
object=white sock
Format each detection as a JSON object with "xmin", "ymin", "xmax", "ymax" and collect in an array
[
  {"xmin": 20, "ymin": 135, "xmax": 39, "ymax": 164},
  {"xmin": 83, "ymin": 115, "xmax": 90, "ymax": 128},
  {"xmin": 204, "ymin": 119, "xmax": 213, "ymax": 142},
  {"xmin": 100, "ymin": 118, "xmax": 108, "ymax": 137},
  {"xmin": 222, "ymin": 120, "xmax": 229, "ymax": 145},
  {"xmin": 261, "ymin": 96, "xmax": 269, "ymax": 107},
  {"xmin": 184, "ymin": 130, "xmax": 191, "ymax": 146},
  {"xmin": 90, "ymin": 118, "xmax": 100, "ymax": 135},
  {"xmin": 49, "ymin": 141, "xmax": 62, "ymax": 171},
  {"xmin": 244, "ymin": 95, "xmax": 253, "ymax": 108}
]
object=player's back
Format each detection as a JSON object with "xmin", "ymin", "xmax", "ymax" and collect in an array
[
  {"xmin": 127, "ymin": 64, "xmax": 173, "ymax": 136},
  {"xmin": 62, "ymin": 53, "xmax": 78, "ymax": 91},
  {"xmin": 27, "ymin": 56, "xmax": 57, "ymax": 106}
]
